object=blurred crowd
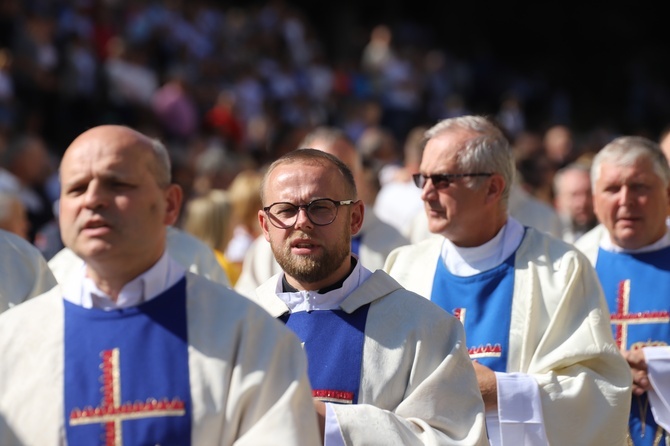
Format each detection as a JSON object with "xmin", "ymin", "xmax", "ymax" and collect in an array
[{"xmin": 0, "ymin": 0, "xmax": 669, "ymax": 286}]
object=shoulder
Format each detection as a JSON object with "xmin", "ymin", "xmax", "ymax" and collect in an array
[
  {"xmin": 574, "ymin": 224, "xmax": 607, "ymax": 264},
  {"xmin": 184, "ymin": 273, "xmax": 300, "ymax": 349},
  {"xmin": 517, "ymin": 227, "xmax": 598, "ymax": 280},
  {"xmin": 362, "ymin": 271, "xmax": 455, "ymax": 324},
  {"xmin": 0, "ymin": 287, "xmax": 62, "ymax": 336},
  {"xmin": 0, "ymin": 230, "xmax": 48, "ymax": 269},
  {"xmin": 384, "ymin": 237, "xmax": 441, "ymax": 267},
  {"xmin": 185, "ymin": 273, "xmax": 283, "ymax": 326}
]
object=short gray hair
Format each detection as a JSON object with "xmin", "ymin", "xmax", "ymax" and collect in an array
[
  {"xmin": 591, "ymin": 136, "xmax": 670, "ymax": 189},
  {"xmin": 425, "ymin": 115, "xmax": 515, "ymax": 204},
  {"xmin": 149, "ymin": 138, "xmax": 172, "ymax": 187}
]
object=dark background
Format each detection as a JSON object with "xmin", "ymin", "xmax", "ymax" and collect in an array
[{"xmin": 284, "ymin": 0, "xmax": 670, "ymax": 137}]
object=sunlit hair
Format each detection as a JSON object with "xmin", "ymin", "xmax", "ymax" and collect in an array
[
  {"xmin": 553, "ymin": 161, "xmax": 591, "ymax": 195},
  {"xmin": 591, "ymin": 136, "xmax": 670, "ymax": 189},
  {"xmin": 228, "ymin": 169, "xmax": 264, "ymax": 235},
  {"xmin": 149, "ymin": 138, "xmax": 172, "ymax": 188},
  {"xmin": 425, "ymin": 115, "xmax": 515, "ymax": 204},
  {"xmin": 182, "ymin": 190, "xmax": 234, "ymax": 252},
  {"xmin": 261, "ymin": 148, "xmax": 357, "ymax": 204}
]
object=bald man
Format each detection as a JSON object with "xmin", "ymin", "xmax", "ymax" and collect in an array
[{"xmin": 0, "ymin": 125, "xmax": 319, "ymax": 445}]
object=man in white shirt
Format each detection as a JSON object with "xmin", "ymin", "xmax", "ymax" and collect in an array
[
  {"xmin": 251, "ymin": 148, "xmax": 487, "ymax": 445},
  {"xmin": 0, "ymin": 125, "xmax": 319, "ymax": 445},
  {"xmin": 576, "ymin": 136, "xmax": 670, "ymax": 445},
  {"xmin": 384, "ymin": 115, "xmax": 631, "ymax": 445}
]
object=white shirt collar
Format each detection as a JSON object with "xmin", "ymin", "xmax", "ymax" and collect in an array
[
  {"xmin": 63, "ymin": 251, "xmax": 186, "ymax": 310},
  {"xmin": 274, "ymin": 257, "xmax": 373, "ymax": 313},
  {"xmin": 440, "ymin": 217, "xmax": 525, "ymax": 277},
  {"xmin": 600, "ymin": 228, "xmax": 670, "ymax": 254}
]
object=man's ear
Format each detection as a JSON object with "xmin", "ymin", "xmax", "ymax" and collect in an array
[
  {"xmin": 350, "ymin": 200, "xmax": 365, "ymax": 236},
  {"xmin": 258, "ymin": 209, "xmax": 272, "ymax": 242},
  {"xmin": 485, "ymin": 174, "xmax": 505, "ymax": 204},
  {"xmin": 164, "ymin": 184, "xmax": 183, "ymax": 226}
]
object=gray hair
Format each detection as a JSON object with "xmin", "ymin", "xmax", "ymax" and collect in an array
[
  {"xmin": 425, "ymin": 115, "xmax": 515, "ymax": 204},
  {"xmin": 553, "ymin": 161, "xmax": 591, "ymax": 195},
  {"xmin": 591, "ymin": 136, "xmax": 670, "ymax": 189},
  {"xmin": 149, "ymin": 138, "xmax": 172, "ymax": 187}
]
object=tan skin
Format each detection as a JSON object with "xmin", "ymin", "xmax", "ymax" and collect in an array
[
  {"xmin": 593, "ymin": 158, "xmax": 670, "ymax": 391},
  {"xmin": 59, "ymin": 125, "xmax": 182, "ymax": 300},
  {"xmin": 259, "ymin": 160, "xmax": 364, "ymax": 439},
  {"xmin": 420, "ymin": 130, "xmax": 507, "ymax": 409}
]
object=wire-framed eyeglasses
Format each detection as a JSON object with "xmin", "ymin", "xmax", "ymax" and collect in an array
[
  {"xmin": 412, "ymin": 173, "xmax": 493, "ymax": 189},
  {"xmin": 263, "ymin": 198, "xmax": 356, "ymax": 229}
]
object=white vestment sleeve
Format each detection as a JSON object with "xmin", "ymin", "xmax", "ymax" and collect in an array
[
  {"xmin": 643, "ymin": 346, "xmax": 670, "ymax": 431},
  {"xmin": 324, "ymin": 403, "xmax": 346, "ymax": 446},
  {"xmin": 493, "ymin": 372, "xmax": 548, "ymax": 446}
]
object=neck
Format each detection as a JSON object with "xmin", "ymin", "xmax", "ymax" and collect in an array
[{"xmin": 83, "ymin": 251, "xmax": 164, "ymax": 301}]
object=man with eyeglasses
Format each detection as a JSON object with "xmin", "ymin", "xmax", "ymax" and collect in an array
[
  {"xmin": 250, "ymin": 148, "xmax": 488, "ymax": 445},
  {"xmin": 384, "ymin": 115, "xmax": 631, "ymax": 445},
  {"xmin": 234, "ymin": 126, "xmax": 409, "ymax": 299}
]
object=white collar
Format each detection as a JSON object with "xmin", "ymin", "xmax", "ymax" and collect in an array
[
  {"xmin": 600, "ymin": 229, "xmax": 670, "ymax": 254},
  {"xmin": 63, "ymin": 251, "xmax": 186, "ymax": 310},
  {"xmin": 274, "ymin": 257, "xmax": 373, "ymax": 313},
  {"xmin": 440, "ymin": 217, "xmax": 525, "ymax": 277}
]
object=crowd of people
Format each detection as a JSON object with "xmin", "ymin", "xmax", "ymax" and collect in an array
[{"xmin": 1, "ymin": 0, "xmax": 670, "ymax": 445}]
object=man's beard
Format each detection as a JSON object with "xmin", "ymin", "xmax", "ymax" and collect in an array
[{"xmin": 271, "ymin": 229, "xmax": 351, "ymax": 285}]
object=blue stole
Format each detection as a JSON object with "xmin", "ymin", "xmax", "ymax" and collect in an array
[
  {"xmin": 281, "ymin": 306, "xmax": 369, "ymax": 404},
  {"xmin": 430, "ymin": 254, "xmax": 516, "ymax": 372},
  {"xmin": 595, "ymin": 247, "xmax": 670, "ymax": 445},
  {"xmin": 64, "ymin": 278, "xmax": 192, "ymax": 446}
]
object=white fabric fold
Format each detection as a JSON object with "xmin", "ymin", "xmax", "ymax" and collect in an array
[{"xmin": 643, "ymin": 346, "xmax": 670, "ymax": 431}]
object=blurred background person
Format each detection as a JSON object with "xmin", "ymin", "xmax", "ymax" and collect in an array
[
  {"xmin": 553, "ymin": 160, "xmax": 598, "ymax": 244},
  {"xmin": 181, "ymin": 189, "xmax": 239, "ymax": 285},
  {"xmin": 225, "ymin": 168, "xmax": 264, "ymax": 274},
  {"xmin": 0, "ymin": 189, "xmax": 28, "ymax": 239}
]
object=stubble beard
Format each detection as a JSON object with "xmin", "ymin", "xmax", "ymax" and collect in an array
[{"xmin": 271, "ymin": 228, "xmax": 351, "ymax": 285}]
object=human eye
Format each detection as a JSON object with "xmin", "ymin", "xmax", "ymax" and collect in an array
[
  {"xmin": 64, "ymin": 182, "xmax": 88, "ymax": 196},
  {"xmin": 432, "ymin": 175, "xmax": 451, "ymax": 188},
  {"xmin": 309, "ymin": 200, "xmax": 333, "ymax": 212},
  {"xmin": 273, "ymin": 204, "xmax": 297, "ymax": 217}
]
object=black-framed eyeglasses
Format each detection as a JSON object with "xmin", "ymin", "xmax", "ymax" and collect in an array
[
  {"xmin": 412, "ymin": 173, "xmax": 493, "ymax": 189},
  {"xmin": 263, "ymin": 198, "xmax": 356, "ymax": 229}
]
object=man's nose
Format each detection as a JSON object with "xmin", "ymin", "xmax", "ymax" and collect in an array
[{"xmin": 293, "ymin": 207, "xmax": 313, "ymax": 230}]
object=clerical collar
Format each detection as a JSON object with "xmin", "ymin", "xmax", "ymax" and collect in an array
[
  {"xmin": 62, "ymin": 251, "xmax": 186, "ymax": 310},
  {"xmin": 601, "ymin": 228, "xmax": 670, "ymax": 254},
  {"xmin": 277, "ymin": 256, "xmax": 372, "ymax": 313},
  {"xmin": 440, "ymin": 217, "xmax": 524, "ymax": 277},
  {"xmin": 282, "ymin": 257, "xmax": 358, "ymax": 294}
]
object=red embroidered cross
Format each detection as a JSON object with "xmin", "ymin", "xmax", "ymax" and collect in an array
[
  {"xmin": 453, "ymin": 307, "xmax": 502, "ymax": 359},
  {"xmin": 312, "ymin": 389, "xmax": 354, "ymax": 404},
  {"xmin": 69, "ymin": 348, "xmax": 186, "ymax": 446},
  {"xmin": 610, "ymin": 279, "xmax": 670, "ymax": 349}
]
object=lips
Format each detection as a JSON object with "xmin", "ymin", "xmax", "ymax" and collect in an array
[
  {"xmin": 291, "ymin": 238, "xmax": 318, "ymax": 248},
  {"xmin": 289, "ymin": 237, "xmax": 320, "ymax": 254}
]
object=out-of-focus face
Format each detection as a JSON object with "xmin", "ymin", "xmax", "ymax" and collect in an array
[
  {"xmin": 59, "ymin": 126, "xmax": 181, "ymax": 274},
  {"xmin": 0, "ymin": 197, "xmax": 29, "ymax": 240},
  {"xmin": 555, "ymin": 169, "xmax": 595, "ymax": 227},
  {"xmin": 593, "ymin": 156, "xmax": 670, "ymax": 250},
  {"xmin": 259, "ymin": 161, "xmax": 364, "ymax": 291},
  {"xmin": 419, "ymin": 130, "xmax": 498, "ymax": 247}
]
